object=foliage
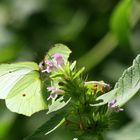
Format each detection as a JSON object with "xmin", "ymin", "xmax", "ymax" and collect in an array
[
  {"xmin": 0, "ymin": 44, "xmax": 140, "ymax": 140},
  {"xmin": 0, "ymin": 0, "xmax": 140, "ymax": 140}
]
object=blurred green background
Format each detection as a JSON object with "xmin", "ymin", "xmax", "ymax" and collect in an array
[{"xmin": 0, "ymin": 0, "xmax": 140, "ymax": 139}]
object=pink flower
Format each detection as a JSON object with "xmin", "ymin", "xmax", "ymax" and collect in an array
[
  {"xmin": 53, "ymin": 53, "xmax": 64, "ymax": 65},
  {"xmin": 40, "ymin": 54, "xmax": 65, "ymax": 73},
  {"xmin": 108, "ymin": 100, "xmax": 124, "ymax": 112},
  {"xmin": 47, "ymin": 86, "xmax": 63, "ymax": 94},
  {"xmin": 47, "ymin": 86, "xmax": 58, "ymax": 92},
  {"xmin": 43, "ymin": 60, "xmax": 55, "ymax": 73},
  {"xmin": 109, "ymin": 100, "xmax": 117, "ymax": 106},
  {"xmin": 47, "ymin": 86, "xmax": 64, "ymax": 100},
  {"xmin": 47, "ymin": 86, "xmax": 59, "ymax": 100},
  {"xmin": 46, "ymin": 66, "xmax": 54, "ymax": 73},
  {"xmin": 46, "ymin": 60, "xmax": 54, "ymax": 66}
]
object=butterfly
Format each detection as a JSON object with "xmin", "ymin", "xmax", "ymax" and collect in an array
[{"xmin": 0, "ymin": 44, "xmax": 71, "ymax": 116}]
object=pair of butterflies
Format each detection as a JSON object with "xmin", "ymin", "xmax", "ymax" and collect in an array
[{"xmin": 0, "ymin": 44, "xmax": 71, "ymax": 116}]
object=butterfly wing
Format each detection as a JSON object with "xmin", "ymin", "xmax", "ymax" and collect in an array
[
  {"xmin": 0, "ymin": 62, "xmax": 47, "ymax": 116},
  {"xmin": 0, "ymin": 62, "xmax": 39, "ymax": 99},
  {"xmin": 5, "ymin": 71, "xmax": 47, "ymax": 116}
]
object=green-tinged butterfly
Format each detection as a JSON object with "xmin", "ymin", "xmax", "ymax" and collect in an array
[{"xmin": 0, "ymin": 44, "xmax": 71, "ymax": 116}]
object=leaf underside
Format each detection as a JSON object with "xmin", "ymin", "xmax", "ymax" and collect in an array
[{"xmin": 95, "ymin": 54, "xmax": 140, "ymax": 107}]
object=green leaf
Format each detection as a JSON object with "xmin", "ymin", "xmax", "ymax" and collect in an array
[
  {"xmin": 114, "ymin": 54, "xmax": 140, "ymax": 106},
  {"xmin": 110, "ymin": 0, "xmax": 132, "ymax": 44},
  {"xmin": 95, "ymin": 54, "xmax": 140, "ymax": 107},
  {"xmin": 24, "ymin": 111, "xmax": 65, "ymax": 140},
  {"xmin": 73, "ymin": 67, "xmax": 85, "ymax": 79},
  {"xmin": 47, "ymin": 97, "xmax": 71, "ymax": 114},
  {"xmin": 45, "ymin": 43, "xmax": 72, "ymax": 64},
  {"xmin": 70, "ymin": 61, "xmax": 77, "ymax": 71},
  {"xmin": 50, "ymin": 73, "xmax": 64, "ymax": 78}
]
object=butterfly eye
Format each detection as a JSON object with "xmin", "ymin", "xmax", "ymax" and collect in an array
[{"xmin": 39, "ymin": 61, "xmax": 45, "ymax": 70}]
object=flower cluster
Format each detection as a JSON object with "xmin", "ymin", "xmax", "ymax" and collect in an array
[
  {"xmin": 40, "ymin": 53, "xmax": 65, "ymax": 100},
  {"xmin": 108, "ymin": 100, "xmax": 124, "ymax": 112},
  {"xmin": 39, "ymin": 53, "xmax": 64, "ymax": 73}
]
